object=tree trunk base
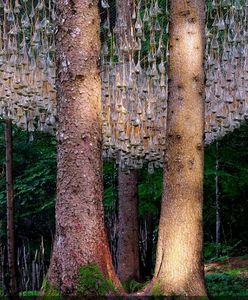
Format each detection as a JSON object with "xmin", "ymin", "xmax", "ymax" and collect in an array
[{"xmin": 139, "ymin": 277, "xmax": 207, "ymax": 297}]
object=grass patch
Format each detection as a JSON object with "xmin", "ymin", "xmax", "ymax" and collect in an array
[
  {"xmin": 20, "ymin": 291, "xmax": 40, "ymax": 296},
  {"xmin": 206, "ymin": 272, "xmax": 248, "ymax": 296}
]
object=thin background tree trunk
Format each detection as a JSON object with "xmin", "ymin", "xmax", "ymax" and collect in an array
[
  {"xmin": 46, "ymin": 0, "xmax": 122, "ymax": 295},
  {"xmin": 5, "ymin": 119, "xmax": 18, "ymax": 297},
  {"xmin": 215, "ymin": 141, "xmax": 221, "ymax": 255},
  {"xmin": 151, "ymin": 0, "xmax": 207, "ymax": 296},
  {"xmin": 117, "ymin": 169, "xmax": 140, "ymax": 282}
]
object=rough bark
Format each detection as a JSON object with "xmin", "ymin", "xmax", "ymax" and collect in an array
[
  {"xmin": 5, "ymin": 119, "xmax": 18, "ymax": 297},
  {"xmin": 151, "ymin": 0, "xmax": 207, "ymax": 296},
  {"xmin": 117, "ymin": 169, "xmax": 140, "ymax": 282},
  {"xmin": 46, "ymin": 0, "xmax": 121, "ymax": 295}
]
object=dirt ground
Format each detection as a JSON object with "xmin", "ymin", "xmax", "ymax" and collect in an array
[{"xmin": 205, "ymin": 255, "xmax": 248, "ymax": 276}]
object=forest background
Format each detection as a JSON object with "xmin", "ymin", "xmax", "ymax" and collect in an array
[{"xmin": 0, "ymin": 120, "xmax": 248, "ymax": 296}]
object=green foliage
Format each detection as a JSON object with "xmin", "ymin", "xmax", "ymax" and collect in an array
[
  {"xmin": 204, "ymin": 122, "xmax": 248, "ymax": 256},
  {"xmin": 206, "ymin": 272, "xmax": 248, "ymax": 296},
  {"xmin": 0, "ymin": 121, "xmax": 56, "ymax": 251},
  {"xmin": 77, "ymin": 264, "xmax": 116, "ymax": 296},
  {"xmin": 204, "ymin": 241, "xmax": 242, "ymax": 262},
  {"xmin": 41, "ymin": 279, "xmax": 60, "ymax": 297},
  {"xmin": 138, "ymin": 167, "xmax": 163, "ymax": 216},
  {"xmin": 150, "ymin": 281, "xmax": 163, "ymax": 297},
  {"xmin": 20, "ymin": 290, "xmax": 40, "ymax": 296},
  {"xmin": 122, "ymin": 279, "xmax": 146, "ymax": 293}
]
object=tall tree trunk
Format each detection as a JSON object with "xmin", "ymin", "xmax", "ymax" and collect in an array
[
  {"xmin": 115, "ymin": 0, "xmax": 140, "ymax": 283},
  {"xmin": 151, "ymin": 0, "xmax": 207, "ymax": 296},
  {"xmin": 5, "ymin": 119, "xmax": 18, "ymax": 297},
  {"xmin": 46, "ymin": 0, "xmax": 121, "ymax": 295},
  {"xmin": 215, "ymin": 141, "xmax": 221, "ymax": 255},
  {"xmin": 117, "ymin": 169, "xmax": 140, "ymax": 282}
]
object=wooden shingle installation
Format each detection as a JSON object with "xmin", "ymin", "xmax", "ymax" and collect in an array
[{"xmin": 0, "ymin": 0, "xmax": 248, "ymax": 169}]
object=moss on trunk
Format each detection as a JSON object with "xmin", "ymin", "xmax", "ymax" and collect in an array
[{"xmin": 77, "ymin": 264, "xmax": 116, "ymax": 296}]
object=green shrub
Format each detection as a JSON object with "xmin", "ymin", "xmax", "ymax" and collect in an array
[
  {"xmin": 204, "ymin": 241, "xmax": 241, "ymax": 262},
  {"xmin": 122, "ymin": 279, "xmax": 146, "ymax": 293},
  {"xmin": 206, "ymin": 272, "xmax": 248, "ymax": 296}
]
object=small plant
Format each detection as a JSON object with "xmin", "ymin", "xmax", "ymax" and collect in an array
[
  {"xmin": 151, "ymin": 281, "xmax": 164, "ymax": 297},
  {"xmin": 77, "ymin": 263, "xmax": 116, "ymax": 296},
  {"xmin": 122, "ymin": 279, "xmax": 146, "ymax": 293},
  {"xmin": 41, "ymin": 279, "xmax": 60, "ymax": 297}
]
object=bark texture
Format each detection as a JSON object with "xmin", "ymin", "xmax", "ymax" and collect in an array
[
  {"xmin": 47, "ymin": 0, "xmax": 121, "ymax": 295},
  {"xmin": 5, "ymin": 119, "xmax": 18, "ymax": 297},
  {"xmin": 152, "ymin": 0, "xmax": 207, "ymax": 296},
  {"xmin": 117, "ymin": 169, "xmax": 140, "ymax": 282}
]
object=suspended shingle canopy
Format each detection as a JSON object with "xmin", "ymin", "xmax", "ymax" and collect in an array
[
  {"xmin": 0, "ymin": 0, "xmax": 56, "ymax": 138},
  {"xmin": 205, "ymin": 0, "xmax": 248, "ymax": 144},
  {"xmin": 101, "ymin": 0, "xmax": 248, "ymax": 170},
  {"xmin": 0, "ymin": 0, "xmax": 248, "ymax": 170}
]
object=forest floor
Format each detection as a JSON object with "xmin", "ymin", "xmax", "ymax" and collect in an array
[
  {"xmin": 205, "ymin": 255, "xmax": 248, "ymax": 273},
  {"xmin": 205, "ymin": 255, "xmax": 248, "ymax": 296},
  {"xmin": 18, "ymin": 256, "xmax": 248, "ymax": 297}
]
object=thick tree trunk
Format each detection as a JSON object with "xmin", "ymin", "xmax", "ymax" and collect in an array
[
  {"xmin": 46, "ymin": 0, "xmax": 121, "ymax": 295},
  {"xmin": 5, "ymin": 119, "xmax": 18, "ymax": 297},
  {"xmin": 117, "ymin": 169, "xmax": 140, "ymax": 282},
  {"xmin": 151, "ymin": 0, "xmax": 207, "ymax": 296}
]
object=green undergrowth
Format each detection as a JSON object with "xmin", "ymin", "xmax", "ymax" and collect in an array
[
  {"xmin": 122, "ymin": 279, "xmax": 146, "ymax": 293},
  {"xmin": 150, "ymin": 282, "xmax": 163, "ymax": 297},
  {"xmin": 204, "ymin": 242, "xmax": 242, "ymax": 263},
  {"xmin": 77, "ymin": 263, "xmax": 116, "ymax": 296},
  {"xmin": 41, "ymin": 278, "xmax": 60, "ymax": 297},
  {"xmin": 206, "ymin": 270, "xmax": 248, "ymax": 296},
  {"xmin": 20, "ymin": 290, "xmax": 40, "ymax": 296}
]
